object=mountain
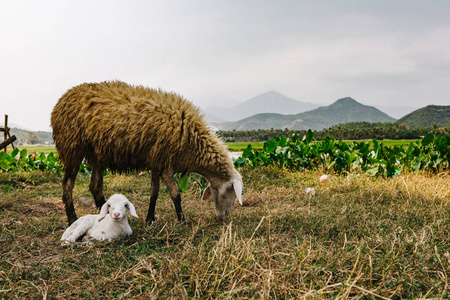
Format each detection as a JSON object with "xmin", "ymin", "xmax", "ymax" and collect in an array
[
  {"xmin": 0, "ymin": 128, "xmax": 54, "ymax": 145},
  {"xmin": 199, "ymin": 109, "xmax": 226, "ymax": 124},
  {"xmin": 0, "ymin": 122, "xmax": 32, "ymax": 131},
  {"xmin": 218, "ymin": 97, "xmax": 396, "ymax": 131},
  {"xmin": 205, "ymin": 91, "xmax": 319, "ymax": 122},
  {"xmin": 396, "ymin": 105, "xmax": 450, "ymax": 128}
]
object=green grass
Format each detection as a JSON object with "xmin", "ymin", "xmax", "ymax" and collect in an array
[
  {"xmin": 5, "ymin": 145, "xmax": 57, "ymax": 154},
  {"xmin": 378, "ymin": 139, "xmax": 420, "ymax": 147},
  {"xmin": 1, "ymin": 167, "xmax": 449, "ymax": 298},
  {"xmin": 226, "ymin": 142, "xmax": 264, "ymax": 151},
  {"xmin": 347, "ymin": 139, "xmax": 420, "ymax": 149}
]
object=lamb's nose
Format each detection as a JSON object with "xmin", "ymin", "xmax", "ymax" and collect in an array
[{"xmin": 114, "ymin": 213, "xmax": 120, "ymax": 218}]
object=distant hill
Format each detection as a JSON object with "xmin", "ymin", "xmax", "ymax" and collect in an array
[
  {"xmin": 205, "ymin": 91, "xmax": 319, "ymax": 122},
  {"xmin": 218, "ymin": 97, "xmax": 396, "ymax": 131},
  {"xmin": 1, "ymin": 128, "xmax": 54, "ymax": 145},
  {"xmin": 199, "ymin": 109, "xmax": 226, "ymax": 124},
  {"xmin": 0, "ymin": 122, "xmax": 32, "ymax": 131},
  {"xmin": 396, "ymin": 105, "xmax": 450, "ymax": 128}
]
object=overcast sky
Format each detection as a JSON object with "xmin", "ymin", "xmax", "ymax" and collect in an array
[{"xmin": 1, "ymin": 0, "xmax": 449, "ymax": 131}]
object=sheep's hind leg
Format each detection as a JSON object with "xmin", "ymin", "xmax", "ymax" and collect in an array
[
  {"xmin": 146, "ymin": 171, "xmax": 161, "ymax": 224},
  {"xmin": 89, "ymin": 166, "xmax": 106, "ymax": 210},
  {"xmin": 62, "ymin": 164, "xmax": 80, "ymax": 225},
  {"xmin": 162, "ymin": 170, "xmax": 186, "ymax": 224}
]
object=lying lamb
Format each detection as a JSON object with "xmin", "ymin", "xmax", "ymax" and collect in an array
[{"xmin": 61, "ymin": 194, "xmax": 138, "ymax": 246}]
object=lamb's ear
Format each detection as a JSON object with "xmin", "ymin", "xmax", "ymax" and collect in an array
[
  {"xmin": 127, "ymin": 201, "xmax": 138, "ymax": 218},
  {"xmin": 232, "ymin": 176, "xmax": 243, "ymax": 206},
  {"xmin": 202, "ymin": 185, "xmax": 212, "ymax": 200},
  {"xmin": 98, "ymin": 202, "xmax": 109, "ymax": 222}
]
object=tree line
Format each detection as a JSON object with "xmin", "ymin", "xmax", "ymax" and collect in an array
[{"xmin": 218, "ymin": 122, "xmax": 450, "ymax": 142}]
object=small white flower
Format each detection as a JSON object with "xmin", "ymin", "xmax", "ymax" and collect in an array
[
  {"xmin": 305, "ymin": 187, "xmax": 315, "ymax": 196},
  {"xmin": 319, "ymin": 174, "xmax": 330, "ymax": 184}
]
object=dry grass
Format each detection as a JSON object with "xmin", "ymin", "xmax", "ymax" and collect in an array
[{"xmin": 1, "ymin": 167, "xmax": 449, "ymax": 299}]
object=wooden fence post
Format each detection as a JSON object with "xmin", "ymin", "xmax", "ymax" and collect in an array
[
  {"xmin": 4, "ymin": 115, "xmax": 8, "ymax": 152},
  {"xmin": 1, "ymin": 115, "xmax": 16, "ymax": 152}
]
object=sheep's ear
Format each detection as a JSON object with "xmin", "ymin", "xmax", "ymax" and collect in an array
[
  {"xmin": 127, "ymin": 202, "xmax": 138, "ymax": 218},
  {"xmin": 232, "ymin": 176, "xmax": 243, "ymax": 206},
  {"xmin": 202, "ymin": 185, "xmax": 211, "ymax": 200},
  {"xmin": 98, "ymin": 202, "xmax": 109, "ymax": 221}
]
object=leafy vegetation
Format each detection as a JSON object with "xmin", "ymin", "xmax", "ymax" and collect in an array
[
  {"xmin": 0, "ymin": 148, "xmax": 62, "ymax": 173},
  {"xmin": 0, "ymin": 148, "xmax": 90, "ymax": 174},
  {"xmin": 235, "ymin": 130, "xmax": 450, "ymax": 177}
]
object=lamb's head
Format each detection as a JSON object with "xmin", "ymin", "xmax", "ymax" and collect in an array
[
  {"xmin": 202, "ymin": 171, "xmax": 243, "ymax": 220},
  {"xmin": 98, "ymin": 194, "xmax": 138, "ymax": 222}
]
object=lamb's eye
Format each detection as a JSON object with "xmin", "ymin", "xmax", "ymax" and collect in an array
[
  {"xmin": 125, "ymin": 204, "xmax": 128, "ymax": 208},
  {"xmin": 107, "ymin": 204, "xmax": 110, "ymax": 207}
]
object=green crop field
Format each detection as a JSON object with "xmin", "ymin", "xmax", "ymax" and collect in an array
[
  {"xmin": 226, "ymin": 142, "xmax": 264, "ymax": 151},
  {"xmin": 5, "ymin": 145, "xmax": 57, "ymax": 154},
  {"xmin": 226, "ymin": 139, "xmax": 418, "ymax": 152}
]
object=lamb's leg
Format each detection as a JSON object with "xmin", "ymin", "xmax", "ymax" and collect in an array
[
  {"xmin": 146, "ymin": 171, "xmax": 161, "ymax": 224},
  {"xmin": 61, "ymin": 216, "xmax": 95, "ymax": 245},
  {"xmin": 62, "ymin": 164, "xmax": 80, "ymax": 225},
  {"xmin": 89, "ymin": 166, "xmax": 106, "ymax": 210},
  {"xmin": 162, "ymin": 170, "xmax": 186, "ymax": 224}
]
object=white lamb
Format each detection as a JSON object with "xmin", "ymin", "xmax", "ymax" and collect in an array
[{"xmin": 61, "ymin": 194, "xmax": 138, "ymax": 246}]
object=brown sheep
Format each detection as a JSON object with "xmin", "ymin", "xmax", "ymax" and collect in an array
[{"xmin": 51, "ymin": 81, "xmax": 243, "ymax": 225}]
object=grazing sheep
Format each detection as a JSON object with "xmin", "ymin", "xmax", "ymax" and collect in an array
[
  {"xmin": 51, "ymin": 80, "xmax": 243, "ymax": 225},
  {"xmin": 60, "ymin": 194, "xmax": 138, "ymax": 246}
]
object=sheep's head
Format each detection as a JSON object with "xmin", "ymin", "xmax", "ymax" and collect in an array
[
  {"xmin": 99, "ymin": 194, "xmax": 138, "ymax": 222},
  {"xmin": 202, "ymin": 171, "xmax": 243, "ymax": 220}
]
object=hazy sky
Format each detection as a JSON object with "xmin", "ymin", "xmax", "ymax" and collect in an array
[{"xmin": 1, "ymin": 0, "xmax": 449, "ymax": 131}]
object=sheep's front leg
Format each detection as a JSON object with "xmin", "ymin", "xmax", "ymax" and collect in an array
[
  {"xmin": 89, "ymin": 166, "xmax": 106, "ymax": 210},
  {"xmin": 162, "ymin": 170, "xmax": 186, "ymax": 224},
  {"xmin": 62, "ymin": 164, "xmax": 80, "ymax": 225},
  {"xmin": 146, "ymin": 171, "xmax": 161, "ymax": 224}
]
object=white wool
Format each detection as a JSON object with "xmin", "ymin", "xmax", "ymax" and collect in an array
[{"xmin": 61, "ymin": 194, "xmax": 138, "ymax": 246}]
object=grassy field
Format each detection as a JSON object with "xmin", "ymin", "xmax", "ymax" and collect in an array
[
  {"xmin": 225, "ymin": 142, "xmax": 264, "ymax": 151},
  {"xmin": 4, "ymin": 145, "xmax": 57, "ymax": 154},
  {"xmin": 1, "ymin": 166, "xmax": 449, "ymax": 299},
  {"xmin": 371, "ymin": 139, "xmax": 420, "ymax": 148}
]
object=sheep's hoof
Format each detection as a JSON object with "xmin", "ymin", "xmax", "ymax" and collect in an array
[{"xmin": 146, "ymin": 217, "xmax": 156, "ymax": 225}]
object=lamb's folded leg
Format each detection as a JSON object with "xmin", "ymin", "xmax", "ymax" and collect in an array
[{"xmin": 60, "ymin": 216, "xmax": 96, "ymax": 246}]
